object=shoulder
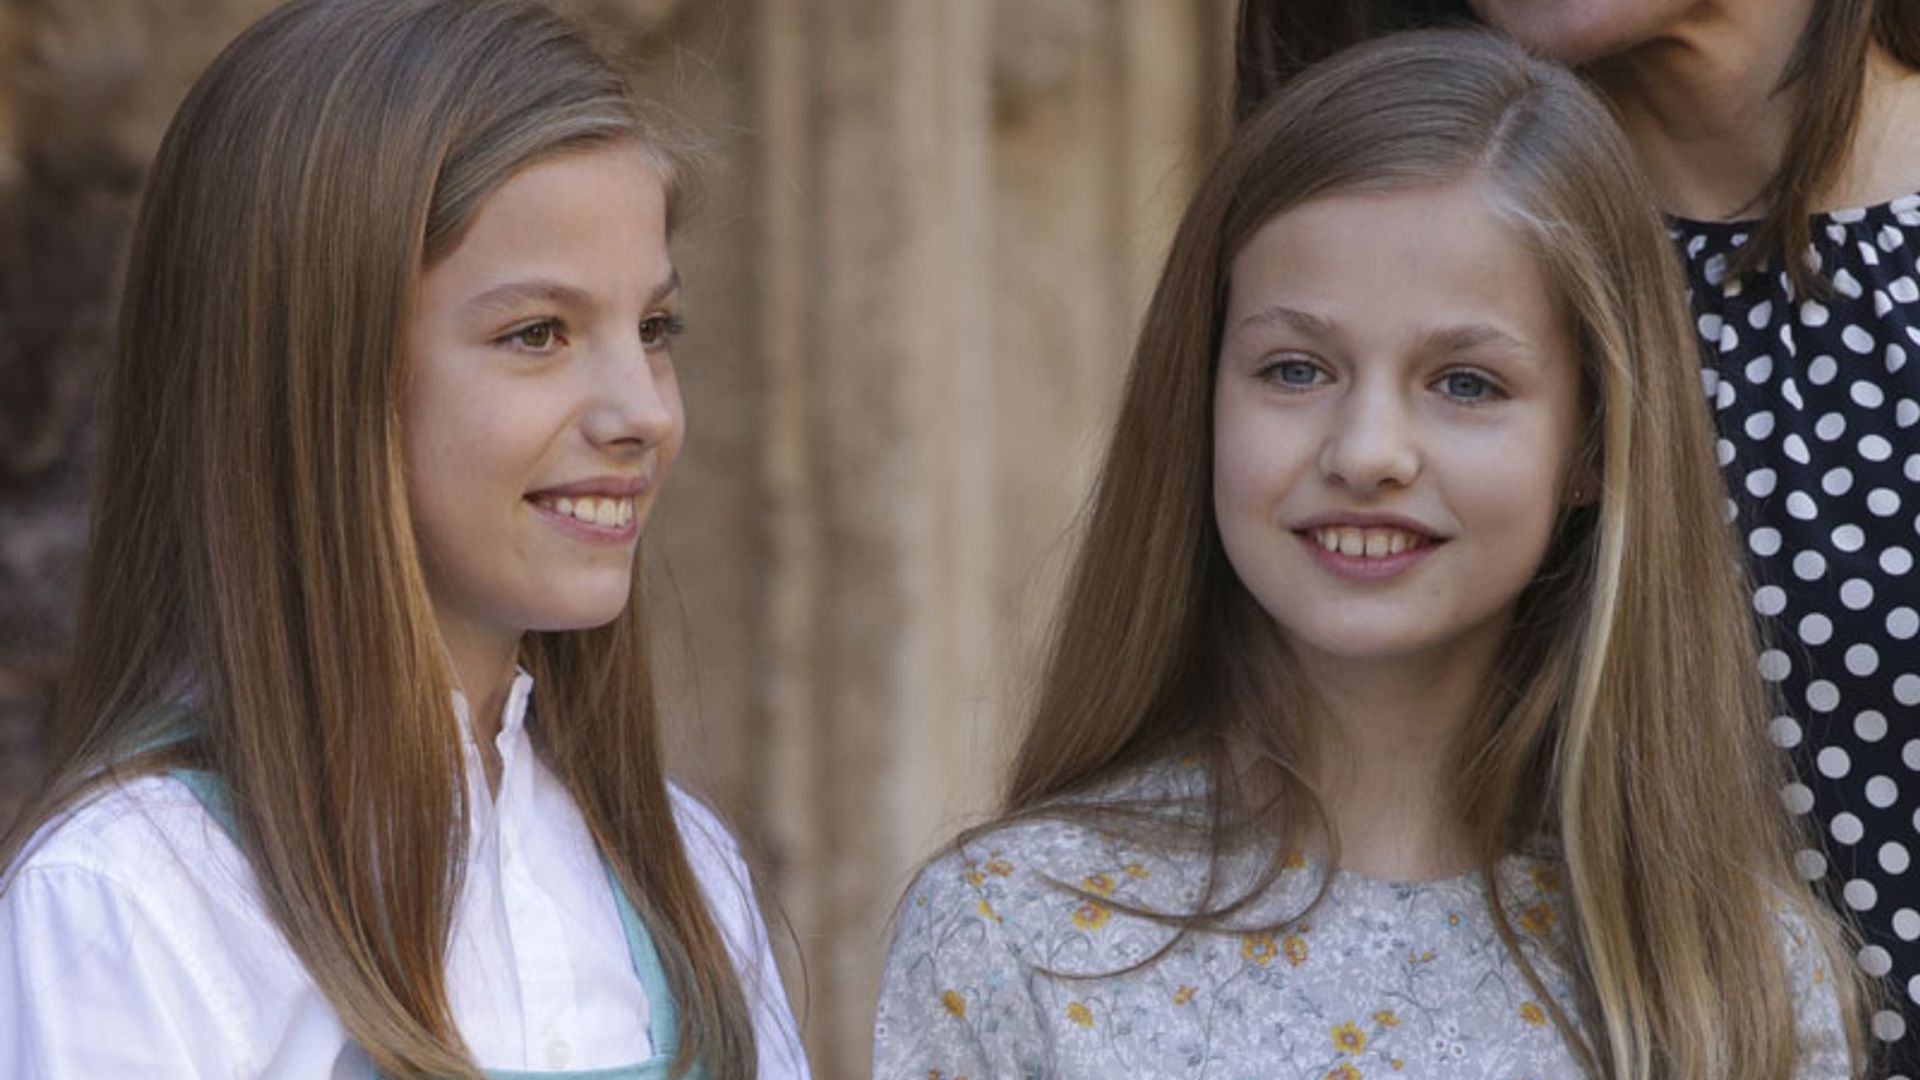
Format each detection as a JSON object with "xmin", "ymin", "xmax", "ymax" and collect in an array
[
  {"xmin": 8, "ymin": 773, "xmax": 241, "ymax": 898},
  {"xmin": 1767, "ymin": 893, "xmax": 1856, "ymax": 1078},
  {"xmin": 662, "ymin": 782, "xmax": 765, "ymax": 956}
]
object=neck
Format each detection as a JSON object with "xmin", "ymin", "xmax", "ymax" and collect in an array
[
  {"xmin": 1289, "ymin": 640, "xmax": 1499, "ymax": 883},
  {"xmin": 438, "ymin": 620, "xmax": 522, "ymax": 793},
  {"xmin": 1590, "ymin": 0, "xmax": 1810, "ymax": 219},
  {"xmin": 1595, "ymin": 2, "xmax": 1920, "ymax": 219}
]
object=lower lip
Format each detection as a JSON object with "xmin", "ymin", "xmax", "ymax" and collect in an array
[
  {"xmin": 527, "ymin": 499, "xmax": 640, "ymax": 544},
  {"xmin": 1297, "ymin": 533, "xmax": 1441, "ymax": 581}
]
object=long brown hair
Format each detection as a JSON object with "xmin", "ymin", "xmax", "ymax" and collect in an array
[
  {"xmin": 1232, "ymin": 0, "xmax": 1920, "ymax": 295},
  {"xmin": 997, "ymin": 29, "xmax": 1863, "ymax": 1080},
  {"xmin": 0, "ymin": 1, "xmax": 754, "ymax": 1076}
]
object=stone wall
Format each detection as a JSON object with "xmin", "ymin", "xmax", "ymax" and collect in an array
[{"xmin": 0, "ymin": 1, "xmax": 1230, "ymax": 1074}]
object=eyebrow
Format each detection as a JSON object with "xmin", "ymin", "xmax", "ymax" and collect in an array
[
  {"xmin": 1231, "ymin": 303, "xmax": 1531, "ymax": 356},
  {"xmin": 462, "ymin": 268, "xmax": 681, "ymax": 316}
]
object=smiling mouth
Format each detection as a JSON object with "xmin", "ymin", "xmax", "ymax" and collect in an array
[
  {"xmin": 530, "ymin": 494, "xmax": 635, "ymax": 528},
  {"xmin": 1305, "ymin": 526, "xmax": 1436, "ymax": 559}
]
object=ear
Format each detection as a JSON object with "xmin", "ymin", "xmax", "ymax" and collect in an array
[{"xmin": 1565, "ymin": 455, "xmax": 1601, "ymax": 507}]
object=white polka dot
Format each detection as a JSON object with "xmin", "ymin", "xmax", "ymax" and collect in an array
[
  {"xmin": 1803, "ymin": 303, "xmax": 1831, "ymax": 329},
  {"xmin": 1785, "ymin": 491, "xmax": 1817, "ymax": 521},
  {"xmin": 1898, "ymin": 674, "xmax": 1920, "ymax": 706},
  {"xmin": 1749, "ymin": 527, "xmax": 1782, "ymax": 556},
  {"xmin": 1871, "ymin": 488, "xmax": 1904, "ymax": 517},
  {"xmin": 1838, "ymin": 268, "xmax": 1866, "ymax": 298},
  {"xmin": 1705, "ymin": 253, "xmax": 1730, "ymax": 287},
  {"xmin": 1885, "ymin": 227, "xmax": 1910, "ymax": 252},
  {"xmin": 1798, "ymin": 613, "xmax": 1833, "ymax": 645},
  {"xmin": 1843, "ymin": 572, "xmax": 1873, "ymax": 607},
  {"xmin": 1758, "ymin": 649, "xmax": 1792, "ymax": 682},
  {"xmin": 1895, "ymin": 276, "xmax": 1920, "ymax": 303},
  {"xmin": 1770, "ymin": 715, "xmax": 1804, "ymax": 748},
  {"xmin": 1870, "ymin": 775, "xmax": 1902, "ymax": 809},
  {"xmin": 1845, "ymin": 324, "xmax": 1876, "ymax": 353},
  {"xmin": 1905, "ymin": 739, "xmax": 1920, "ymax": 771},
  {"xmin": 1846, "ymin": 876, "xmax": 1879, "ymax": 910},
  {"xmin": 1859, "ymin": 711, "xmax": 1890, "ymax": 742},
  {"xmin": 1861, "ymin": 434, "xmax": 1895, "ymax": 462},
  {"xmin": 1716, "ymin": 380, "xmax": 1736, "ymax": 410},
  {"xmin": 1848, "ymin": 644, "xmax": 1881, "ymax": 676},
  {"xmin": 1780, "ymin": 378, "xmax": 1803, "ymax": 410},
  {"xmin": 1697, "ymin": 312, "xmax": 1724, "ymax": 342},
  {"xmin": 1874, "ymin": 1009, "xmax": 1907, "ymax": 1042},
  {"xmin": 1841, "ymin": 577, "xmax": 1874, "ymax": 607},
  {"xmin": 1721, "ymin": 497, "xmax": 1737, "ymax": 524},
  {"xmin": 1784, "ymin": 433, "xmax": 1811, "ymax": 463},
  {"xmin": 1887, "ymin": 841, "xmax": 1913, "ymax": 874},
  {"xmin": 1782, "ymin": 781, "xmax": 1815, "ymax": 814},
  {"xmin": 1821, "ymin": 747, "xmax": 1855, "ymax": 780},
  {"xmin": 1902, "ymin": 399, "xmax": 1920, "ymax": 427},
  {"xmin": 1890, "ymin": 608, "xmax": 1920, "ymax": 639},
  {"xmin": 1747, "ymin": 300, "xmax": 1773, "ymax": 327},
  {"xmin": 1885, "ymin": 547, "xmax": 1915, "ymax": 575},
  {"xmin": 1745, "ymin": 468, "xmax": 1777, "ymax": 497},
  {"xmin": 1794, "ymin": 550, "xmax": 1828, "ymax": 580},
  {"xmin": 1863, "ymin": 944, "xmax": 1896, "ymax": 977},
  {"xmin": 1714, "ymin": 438, "xmax": 1735, "ymax": 466},
  {"xmin": 1745, "ymin": 354, "xmax": 1773, "ymax": 383},
  {"xmin": 1898, "ymin": 909, "xmax": 1920, "ymax": 941},
  {"xmin": 1754, "ymin": 585, "xmax": 1787, "ymax": 616},
  {"xmin": 1893, "ymin": 344, "xmax": 1911, "ymax": 374},
  {"xmin": 1796, "ymin": 848, "xmax": 1829, "ymax": 880},
  {"xmin": 1822, "ymin": 466, "xmax": 1855, "ymax": 496},
  {"xmin": 1814, "ymin": 412, "xmax": 1847, "ymax": 441},
  {"xmin": 1744, "ymin": 411, "xmax": 1775, "ymax": 439},
  {"xmin": 1700, "ymin": 368, "xmax": 1720, "ymax": 396},
  {"xmin": 1911, "ymin": 971, "xmax": 1920, "ymax": 1006},
  {"xmin": 1855, "ymin": 380, "xmax": 1888, "ymax": 408},
  {"xmin": 1807, "ymin": 679, "xmax": 1841, "ymax": 711}
]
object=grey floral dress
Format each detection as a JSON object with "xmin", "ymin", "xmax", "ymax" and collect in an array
[{"xmin": 871, "ymin": 763, "xmax": 1848, "ymax": 1080}]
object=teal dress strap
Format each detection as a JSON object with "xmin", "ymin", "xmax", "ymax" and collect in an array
[{"xmin": 165, "ymin": 768, "xmax": 702, "ymax": 1080}]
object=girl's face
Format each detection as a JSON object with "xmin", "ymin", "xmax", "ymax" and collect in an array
[
  {"xmin": 404, "ymin": 143, "xmax": 683, "ymax": 658},
  {"xmin": 1467, "ymin": 0, "xmax": 1700, "ymax": 62},
  {"xmin": 1213, "ymin": 180, "xmax": 1586, "ymax": 679}
]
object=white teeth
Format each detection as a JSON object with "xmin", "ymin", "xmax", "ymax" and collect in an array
[
  {"xmin": 1311, "ymin": 526, "xmax": 1426, "ymax": 559},
  {"xmin": 539, "ymin": 495, "xmax": 634, "ymax": 527}
]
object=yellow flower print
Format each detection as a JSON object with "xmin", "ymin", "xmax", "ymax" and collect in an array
[
  {"xmin": 1519, "ymin": 902, "xmax": 1556, "ymax": 936},
  {"xmin": 1072, "ymin": 901, "xmax": 1110, "ymax": 930},
  {"xmin": 1530, "ymin": 864, "xmax": 1562, "ymax": 893},
  {"xmin": 1242, "ymin": 932, "xmax": 1278, "ymax": 966},
  {"xmin": 1519, "ymin": 1002, "xmax": 1546, "ymax": 1026},
  {"xmin": 1373, "ymin": 1010, "xmax": 1400, "ymax": 1028},
  {"xmin": 1066, "ymin": 1001, "xmax": 1094, "ymax": 1027},
  {"xmin": 1081, "ymin": 873, "xmax": 1116, "ymax": 897},
  {"xmin": 1124, "ymin": 862, "xmax": 1149, "ymax": 879},
  {"xmin": 1324, "ymin": 1064, "xmax": 1361, "ymax": 1080},
  {"xmin": 963, "ymin": 869, "xmax": 986, "ymax": 887},
  {"xmin": 1283, "ymin": 850, "xmax": 1306, "ymax": 870},
  {"xmin": 941, "ymin": 989, "xmax": 966, "ymax": 1018},
  {"xmin": 1283, "ymin": 934, "xmax": 1309, "ymax": 967},
  {"xmin": 1390, "ymin": 1059, "xmax": 1404, "ymax": 1071},
  {"xmin": 1331, "ymin": 1021, "xmax": 1367, "ymax": 1054},
  {"xmin": 1173, "ymin": 985, "xmax": 1196, "ymax": 1006},
  {"xmin": 984, "ymin": 857, "xmax": 1014, "ymax": 877},
  {"xmin": 977, "ymin": 898, "xmax": 1001, "ymax": 923},
  {"xmin": 1815, "ymin": 964, "xmax": 1826, "ymax": 985},
  {"xmin": 1444, "ymin": 911, "xmax": 1462, "ymax": 929}
]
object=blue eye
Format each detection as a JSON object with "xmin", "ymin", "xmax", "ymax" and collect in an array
[
  {"xmin": 1436, "ymin": 370, "xmax": 1500, "ymax": 402},
  {"xmin": 1263, "ymin": 357, "xmax": 1325, "ymax": 389}
]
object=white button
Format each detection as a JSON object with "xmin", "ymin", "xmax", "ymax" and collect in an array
[{"xmin": 545, "ymin": 1038, "xmax": 571, "ymax": 1068}]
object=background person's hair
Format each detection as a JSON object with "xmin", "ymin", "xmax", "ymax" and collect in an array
[
  {"xmin": 0, "ymin": 1, "xmax": 752, "ymax": 1076},
  {"xmin": 1231, "ymin": 0, "xmax": 1920, "ymax": 298},
  {"xmin": 992, "ymin": 29, "xmax": 1864, "ymax": 1080}
]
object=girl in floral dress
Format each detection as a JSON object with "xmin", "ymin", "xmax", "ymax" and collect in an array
[{"xmin": 872, "ymin": 30, "xmax": 1861, "ymax": 1080}]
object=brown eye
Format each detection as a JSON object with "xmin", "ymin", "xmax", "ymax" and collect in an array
[
  {"xmin": 505, "ymin": 320, "xmax": 560, "ymax": 351},
  {"xmin": 640, "ymin": 313, "xmax": 685, "ymax": 350}
]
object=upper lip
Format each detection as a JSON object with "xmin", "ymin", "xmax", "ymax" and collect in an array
[
  {"xmin": 526, "ymin": 471, "xmax": 652, "ymax": 499},
  {"xmin": 1292, "ymin": 511, "xmax": 1445, "ymax": 539}
]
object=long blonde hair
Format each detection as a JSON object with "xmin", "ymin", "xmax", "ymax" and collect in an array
[
  {"xmin": 0, "ymin": 1, "xmax": 753, "ymax": 1076},
  {"xmin": 996, "ymin": 29, "xmax": 1864, "ymax": 1080}
]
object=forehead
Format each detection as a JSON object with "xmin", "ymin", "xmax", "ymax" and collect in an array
[
  {"xmin": 1225, "ymin": 181, "xmax": 1568, "ymax": 349},
  {"xmin": 428, "ymin": 143, "xmax": 671, "ymax": 289}
]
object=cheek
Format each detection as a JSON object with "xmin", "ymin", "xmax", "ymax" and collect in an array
[{"xmin": 1469, "ymin": 0, "xmax": 1682, "ymax": 62}]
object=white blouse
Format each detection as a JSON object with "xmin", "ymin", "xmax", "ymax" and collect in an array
[{"xmin": 0, "ymin": 673, "xmax": 809, "ymax": 1079}]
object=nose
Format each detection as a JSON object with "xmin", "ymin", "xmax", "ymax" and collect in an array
[
  {"xmin": 1318, "ymin": 380, "xmax": 1419, "ymax": 493},
  {"xmin": 581, "ymin": 339, "xmax": 680, "ymax": 452}
]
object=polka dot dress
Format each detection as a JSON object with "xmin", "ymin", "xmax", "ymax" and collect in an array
[{"xmin": 1675, "ymin": 192, "xmax": 1920, "ymax": 1076}]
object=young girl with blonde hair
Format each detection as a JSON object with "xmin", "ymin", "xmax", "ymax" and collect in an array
[
  {"xmin": 872, "ymin": 29, "xmax": 1861, "ymax": 1080},
  {"xmin": 0, "ymin": 1, "xmax": 805, "ymax": 1077}
]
